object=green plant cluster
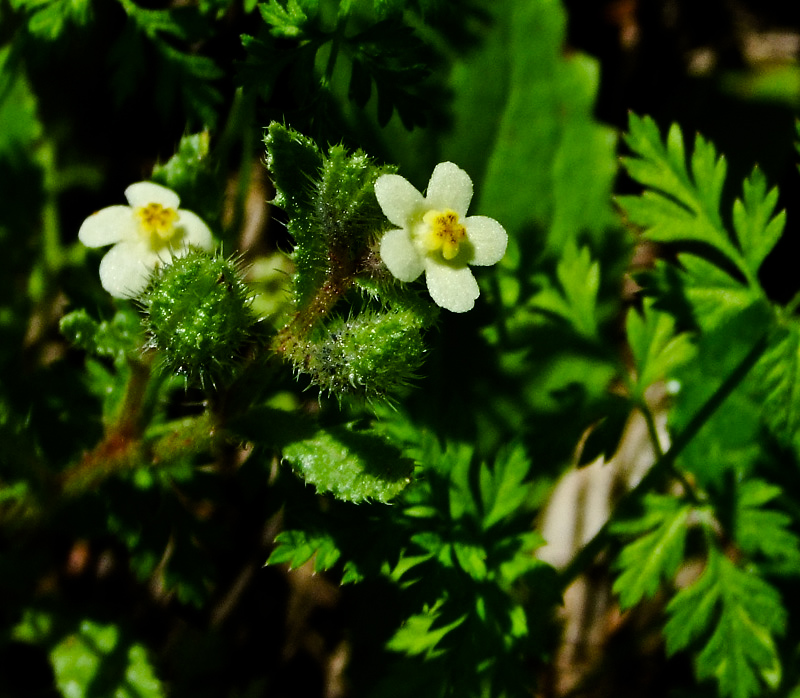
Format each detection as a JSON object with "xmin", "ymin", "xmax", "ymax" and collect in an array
[{"xmin": 4, "ymin": 0, "xmax": 800, "ymax": 697}]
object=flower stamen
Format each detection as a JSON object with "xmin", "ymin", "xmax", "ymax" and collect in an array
[
  {"xmin": 137, "ymin": 203, "xmax": 179, "ymax": 243},
  {"xmin": 422, "ymin": 209, "xmax": 467, "ymax": 260}
]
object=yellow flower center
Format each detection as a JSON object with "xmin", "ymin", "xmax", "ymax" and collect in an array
[
  {"xmin": 422, "ymin": 208, "xmax": 467, "ymax": 261},
  {"xmin": 136, "ymin": 203, "xmax": 179, "ymax": 245}
]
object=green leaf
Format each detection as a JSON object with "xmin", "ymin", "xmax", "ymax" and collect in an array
[
  {"xmin": 114, "ymin": 0, "xmax": 223, "ymax": 127},
  {"xmin": 264, "ymin": 121, "xmax": 324, "ymax": 222},
  {"xmin": 60, "ymin": 307, "xmax": 144, "ymax": 365},
  {"xmin": 267, "ymin": 528, "xmax": 342, "ymax": 571},
  {"xmin": 732, "ymin": 166, "xmax": 785, "ymax": 276},
  {"xmin": 611, "ymin": 493, "xmax": 693, "ymax": 609},
  {"xmin": 736, "ymin": 479, "xmax": 800, "ymax": 568},
  {"xmin": 751, "ymin": 320, "xmax": 800, "ymax": 454},
  {"xmin": 479, "ymin": 0, "xmax": 617, "ymax": 247},
  {"xmin": 386, "ymin": 599, "xmax": 467, "ymax": 659},
  {"xmin": 626, "ymin": 299, "xmax": 695, "ymax": 401},
  {"xmin": 13, "ymin": 610, "xmax": 164, "ymax": 698},
  {"xmin": 282, "ymin": 423, "xmax": 413, "ymax": 503},
  {"xmin": 258, "ymin": 0, "xmax": 313, "ymax": 39},
  {"xmin": 264, "ymin": 123, "xmax": 393, "ymax": 308},
  {"xmin": 668, "ymin": 300, "xmax": 772, "ymax": 486},
  {"xmin": 478, "ymin": 443, "xmax": 534, "ymax": 530},
  {"xmin": 0, "ymin": 48, "xmax": 42, "ymax": 162},
  {"xmin": 22, "ymin": 0, "xmax": 92, "ymax": 40},
  {"xmin": 530, "ymin": 244, "xmax": 601, "ymax": 337},
  {"xmin": 346, "ymin": 20, "xmax": 431, "ymax": 129},
  {"xmin": 150, "ymin": 132, "xmax": 221, "ymax": 226},
  {"xmin": 665, "ymin": 549, "xmax": 786, "ymax": 698},
  {"xmin": 618, "ymin": 114, "xmax": 749, "ymax": 282}
]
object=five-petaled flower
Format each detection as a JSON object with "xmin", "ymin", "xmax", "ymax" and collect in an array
[
  {"xmin": 79, "ymin": 181, "xmax": 214, "ymax": 298},
  {"xmin": 375, "ymin": 162, "xmax": 507, "ymax": 313}
]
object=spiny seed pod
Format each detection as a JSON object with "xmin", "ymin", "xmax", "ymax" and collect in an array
[
  {"xmin": 299, "ymin": 309, "xmax": 427, "ymax": 399},
  {"xmin": 142, "ymin": 249, "xmax": 257, "ymax": 386}
]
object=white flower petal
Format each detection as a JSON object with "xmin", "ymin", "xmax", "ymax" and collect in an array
[
  {"xmin": 124, "ymin": 181, "xmax": 180, "ymax": 210},
  {"xmin": 425, "ymin": 162, "xmax": 472, "ymax": 218},
  {"xmin": 375, "ymin": 174, "xmax": 425, "ymax": 227},
  {"xmin": 78, "ymin": 206, "xmax": 137, "ymax": 247},
  {"xmin": 424, "ymin": 261, "xmax": 479, "ymax": 313},
  {"xmin": 98, "ymin": 241, "xmax": 161, "ymax": 298},
  {"xmin": 465, "ymin": 216, "xmax": 508, "ymax": 266},
  {"xmin": 380, "ymin": 228, "xmax": 425, "ymax": 282},
  {"xmin": 176, "ymin": 209, "xmax": 215, "ymax": 250}
]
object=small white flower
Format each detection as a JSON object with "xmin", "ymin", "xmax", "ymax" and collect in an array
[
  {"xmin": 78, "ymin": 181, "xmax": 214, "ymax": 298},
  {"xmin": 375, "ymin": 162, "xmax": 507, "ymax": 313}
]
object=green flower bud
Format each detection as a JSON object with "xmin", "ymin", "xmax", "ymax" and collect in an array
[{"xmin": 142, "ymin": 249, "xmax": 257, "ymax": 386}]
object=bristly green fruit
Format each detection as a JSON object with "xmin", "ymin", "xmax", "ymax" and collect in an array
[
  {"xmin": 302, "ymin": 309, "xmax": 428, "ymax": 399},
  {"xmin": 142, "ymin": 249, "xmax": 258, "ymax": 386}
]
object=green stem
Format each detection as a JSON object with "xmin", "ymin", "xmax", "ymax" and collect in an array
[
  {"xmin": 558, "ymin": 331, "xmax": 769, "ymax": 590},
  {"xmin": 38, "ymin": 139, "xmax": 62, "ymax": 279},
  {"xmin": 784, "ymin": 288, "xmax": 800, "ymax": 317},
  {"xmin": 60, "ymin": 354, "xmax": 155, "ymax": 496},
  {"xmin": 638, "ymin": 398, "xmax": 701, "ymax": 504}
]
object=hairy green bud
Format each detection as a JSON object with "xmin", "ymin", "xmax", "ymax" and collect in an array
[{"xmin": 142, "ymin": 249, "xmax": 257, "ymax": 386}]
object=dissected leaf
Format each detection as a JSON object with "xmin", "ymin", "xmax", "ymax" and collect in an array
[
  {"xmin": 736, "ymin": 478, "xmax": 800, "ymax": 569},
  {"xmin": 618, "ymin": 114, "xmax": 750, "ymax": 282},
  {"xmin": 752, "ymin": 320, "xmax": 800, "ymax": 454},
  {"xmin": 267, "ymin": 528, "xmax": 342, "ymax": 571},
  {"xmin": 478, "ymin": 442, "xmax": 535, "ymax": 530},
  {"xmin": 665, "ymin": 549, "xmax": 786, "ymax": 698},
  {"xmin": 626, "ymin": 299, "xmax": 695, "ymax": 401},
  {"xmin": 530, "ymin": 244, "xmax": 601, "ymax": 338},
  {"xmin": 611, "ymin": 493, "xmax": 693, "ymax": 609},
  {"xmin": 732, "ymin": 166, "xmax": 786, "ymax": 277}
]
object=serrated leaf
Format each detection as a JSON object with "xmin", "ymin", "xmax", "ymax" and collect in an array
[
  {"xmin": 267, "ymin": 528, "xmax": 341, "ymax": 571},
  {"xmin": 626, "ymin": 299, "xmax": 695, "ymax": 401},
  {"xmin": 479, "ymin": 443, "xmax": 533, "ymax": 530},
  {"xmin": 732, "ymin": 166, "xmax": 785, "ymax": 276},
  {"xmin": 665, "ymin": 549, "xmax": 786, "ymax": 698},
  {"xmin": 736, "ymin": 478, "xmax": 800, "ymax": 567},
  {"xmin": 530, "ymin": 244, "xmax": 601, "ymax": 337},
  {"xmin": 618, "ymin": 114, "xmax": 749, "ymax": 282},
  {"xmin": 751, "ymin": 321, "xmax": 800, "ymax": 453},
  {"xmin": 264, "ymin": 123, "xmax": 393, "ymax": 308},
  {"xmin": 611, "ymin": 493, "xmax": 693, "ymax": 608},
  {"xmin": 258, "ymin": 0, "xmax": 312, "ymax": 38},
  {"xmin": 264, "ymin": 121, "xmax": 323, "ymax": 219},
  {"xmin": 283, "ymin": 424, "xmax": 413, "ymax": 503}
]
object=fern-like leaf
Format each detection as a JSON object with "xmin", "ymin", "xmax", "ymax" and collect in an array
[
  {"xmin": 611, "ymin": 493, "xmax": 693, "ymax": 609},
  {"xmin": 665, "ymin": 548, "xmax": 786, "ymax": 698},
  {"xmin": 618, "ymin": 114, "xmax": 750, "ymax": 283}
]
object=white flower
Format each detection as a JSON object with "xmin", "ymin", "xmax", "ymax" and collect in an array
[
  {"xmin": 78, "ymin": 181, "xmax": 215, "ymax": 298},
  {"xmin": 375, "ymin": 162, "xmax": 507, "ymax": 313}
]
